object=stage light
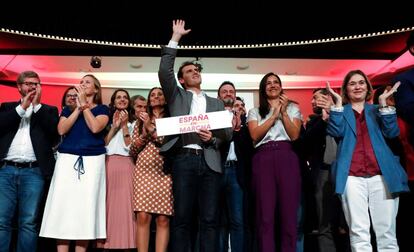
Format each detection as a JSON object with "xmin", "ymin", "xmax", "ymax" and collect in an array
[{"xmin": 90, "ymin": 56, "xmax": 102, "ymax": 68}]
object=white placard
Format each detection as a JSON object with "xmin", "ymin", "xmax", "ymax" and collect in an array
[{"xmin": 155, "ymin": 110, "xmax": 233, "ymax": 137}]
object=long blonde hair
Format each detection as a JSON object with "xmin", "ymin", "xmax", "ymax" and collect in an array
[{"xmin": 83, "ymin": 74, "xmax": 103, "ymax": 104}]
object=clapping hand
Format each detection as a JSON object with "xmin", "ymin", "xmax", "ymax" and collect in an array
[
  {"xmin": 21, "ymin": 90, "xmax": 36, "ymax": 110},
  {"xmin": 232, "ymin": 109, "xmax": 242, "ymax": 130},
  {"xmin": 32, "ymin": 84, "xmax": 42, "ymax": 106},
  {"xmin": 326, "ymin": 81, "xmax": 342, "ymax": 107},
  {"xmin": 316, "ymin": 93, "xmax": 334, "ymax": 121},
  {"xmin": 279, "ymin": 93, "xmax": 289, "ymax": 113},
  {"xmin": 119, "ymin": 110, "xmax": 129, "ymax": 127},
  {"xmin": 112, "ymin": 110, "xmax": 121, "ymax": 129},
  {"xmin": 139, "ymin": 112, "xmax": 150, "ymax": 129},
  {"xmin": 75, "ymin": 84, "xmax": 87, "ymax": 107},
  {"xmin": 378, "ymin": 81, "xmax": 400, "ymax": 107}
]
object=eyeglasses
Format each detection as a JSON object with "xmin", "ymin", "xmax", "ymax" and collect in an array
[
  {"xmin": 66, "ymin": 94, "xmax": 77, "ymax": 98},
  {"xmin": 21, "ymin": 81, "xmax": 40, "ymax": 87},
  {"xmin": 348, "ymin": 80, "xmax": 366, "ymax": 86}
]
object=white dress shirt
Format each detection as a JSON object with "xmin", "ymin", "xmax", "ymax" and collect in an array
[
  {"xmin": 226, "ymin": 141, "xmax": 238, "ymax": 162},
  {"xmin": 5, "ymin": 103, "xmax": 42, "ymax": 162},
  {"xmin": 184, "ymin": 90, "xmax": 207, "ymax": 150}
]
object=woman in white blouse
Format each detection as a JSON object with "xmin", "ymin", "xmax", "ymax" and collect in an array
[{"xmin": 248, "ymin": 72, "xmax": 303, "ymax": 252}]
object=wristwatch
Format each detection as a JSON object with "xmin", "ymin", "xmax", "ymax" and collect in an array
[{"xmin": 210, "ymin": 137, "xmax": 217, "ymax": 145}]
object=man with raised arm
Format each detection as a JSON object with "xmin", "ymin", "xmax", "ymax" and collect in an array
[{"xmin": 158, "ymin": 20, "xmax": 232, "ymax": 252}]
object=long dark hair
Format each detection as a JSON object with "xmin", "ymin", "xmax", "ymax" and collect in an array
[
  {"xmin": 61, "ymin": 86, "xmax": 76, "ymax": 110},
  {"xmin": 258, "ymin": 72, "xmax": 282, "ymax": 118},
  {"xmin": 136, "ymin": 87, "xmax": 169, "ymax": 136},
  {"xmin": 147, "ymin": 87, "xmax": 169, "ymax": 119},
  {"xmin": 108, "ymin": 88, "xmax": 134, "ymax": 123}
]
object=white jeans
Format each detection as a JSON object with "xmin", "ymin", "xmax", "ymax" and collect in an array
[{"xmin": 341, "ymin": 175, "xmax": 399, "ymax": 252}]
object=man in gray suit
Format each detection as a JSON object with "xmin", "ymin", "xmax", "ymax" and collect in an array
[{"xmin": 158, "ymin": 19, "xmax": 232, "ymax": 252}]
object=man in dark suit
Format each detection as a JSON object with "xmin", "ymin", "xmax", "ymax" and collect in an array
[
  {"xmin": 158, "ymin": 20, "xmax": 232, "ymax": 252},
  {"xmin": 392, "ymin": 30, "xmax": 414, "ymax": 252},
  {"xmin": 217, "ymin": 82, "xmax": 253, "ymax": 252},
  {"xmin": 0, "ymin": 71, "xmax": 59, "ymax": 252},
  {"xmin": 394, "ymin": 31, "xmax": 414, "ymax": 147},
  {"xmin": 304, "ymin": 88, "xmax": 350, "ymax": 252}
]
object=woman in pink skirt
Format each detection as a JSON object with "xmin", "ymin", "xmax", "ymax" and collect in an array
[{"xmin": 96, "ymin": 88, "xmax": 136, "ymax": 250}]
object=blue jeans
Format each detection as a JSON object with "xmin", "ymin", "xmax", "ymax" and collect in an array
[
  {"xmin": 218, "ymin": 162, "xmax": 245, "ymax": 252},
  {"xmin": 296, "ymin": 195, "xmax": 304, "ymax": 252},
  {"xmin": 170, "ymin": 152, "xmax": 221, "ymax": 252},
  {"xmin": 0, "ymin": 164, "xmax": 45, "ymax": 252}
]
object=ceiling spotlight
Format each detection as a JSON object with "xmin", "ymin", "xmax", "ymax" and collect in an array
[
  {"xmin": 236, "ymin": 65, "xmax": 249, "ymax": 71},
  {"xmin": 90, "ymin": 56, "xmax": 102, "ymax": 68}
]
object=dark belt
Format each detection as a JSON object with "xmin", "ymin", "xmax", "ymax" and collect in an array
[
  {"xmin": 360, "ymin": 173, "xmax": 380, "ymax": 178},
  {"xmin": 3, "ymin": 160, "xmax": 39, "ymax": 168},
  {"xmin": 178, "ymin": 148, "xmax": 203, "ymax": 156},
  {"xmin": 224, "ymin": 160, "xmax": 238, "ymax": 166}
]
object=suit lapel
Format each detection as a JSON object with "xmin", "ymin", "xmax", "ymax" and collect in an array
[
  {"xmin": 184, "ymin": 90, "xmax": 193, "ymax": 114},
  {"xmin": 205, "ymin": 96, "xmax": 215, "ymax": 113},
  {"xmin": 364, "ymin": 104, "xmax": 375, "ymax": 133},
  {"xmin": 12, "ymin": 101, "xmax": 20, "ymax": 108},
  {"xmin": 344, "ymin": 105, "xmax": 357, "ymax": 136}
]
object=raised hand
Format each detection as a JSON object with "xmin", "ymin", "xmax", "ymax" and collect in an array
[
  {"xmin": 316, "ymin": 94, "xmax": 333, "ymax": 121},
  {"xmin": 316, "ymin": 94, "xmax": 333, "ymax": 111},
  {"xmin": 21, "ymin": 90, "xmax": 36, "ymax": 110},
  {"xmin": 119, "ymin": 110, "xmax": 129, "ymax": 127},
  {"xmin": 378, "ymin": 81, "xmax": 400, "ymax": 107},
  {"xmin": 232, "ymin": 109, "xmax": 242, "ymax": 130},
  {"xmin": 139, "ymin": 112, "xmax": 151, "ymax": 129},
  {"xmin": 75, "ymin": 84, "xmax": 87, "ymax": 106},
  {"xmin": 240, "ymin": 105, "xmax": 247, "ymax": 115},
  {"xmin": 279, "ymin": 93, "xmax": 289, "ymax": 113},
  {"xmin": 32, "ymin": 84, "xmax": 42, "ymax": 106},
  {"xmin": 171, "ymin": 19, "xmax": 191, "ymax": 42},
  {"xmin": 326, "ymin": 81, "xmax": 342, "ymax": 107},
  {"xmin": 112, "ymin": 110, "xmax": 121, "ymax": 129},
  {"xmin": 270, "ymin": 104, "xmax": 281, "ymax": 121}
]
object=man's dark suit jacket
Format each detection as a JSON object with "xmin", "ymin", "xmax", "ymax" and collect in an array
[
  {"xmin": 158, "ymin": 46, "xmax": 232, "ymax": 173},
  {"xmin": 394, "ymin": 68, "xmax": 414, "ymax": 147},
  {"xmin": 220, "ymin": 115, "xmax": 253, "ymax": 188},
  {"xmin": 304, "ymin": 114, "xmax": 328, "ymax": 169},
  {"xmin": 0, "ymin": 101, "xmax": 59, "ymax": 177}
]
